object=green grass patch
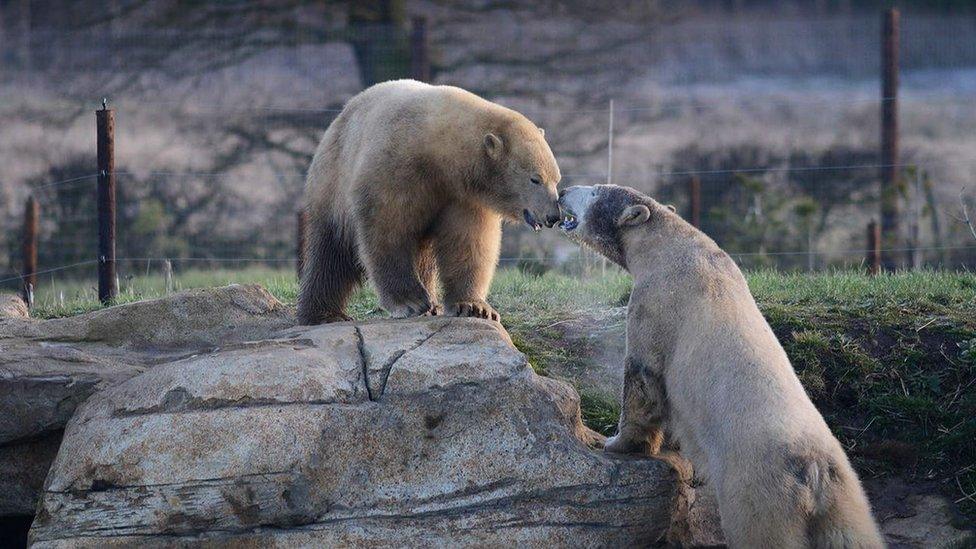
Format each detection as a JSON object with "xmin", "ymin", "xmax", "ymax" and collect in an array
[
  {"xmin": 29, "ymin": 266, "xmax": 299, "ymax": 318},
  {"xmin": 578, "ymin": 390, "xmax": 621, "ymax": 437}
]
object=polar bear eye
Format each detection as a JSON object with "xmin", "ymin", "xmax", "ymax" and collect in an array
[{"xmin": 530, "ymin": 176, "xmax": 542, "ymax": 185}]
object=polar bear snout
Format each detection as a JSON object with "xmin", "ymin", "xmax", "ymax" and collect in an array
[
  {"xmin": 522, "ymin": 199, "xmax": 561, "ymax": 231},
  {"xmin": 557, "ymin": 185, "xmax": 597, "ymax": 233},
  {"xmin": 522, "ymin": 189, "xmax": 562, "ymax": 231}
]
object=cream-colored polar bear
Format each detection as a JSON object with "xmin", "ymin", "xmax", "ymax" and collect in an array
[
  {"xmin": 297, "ymin": 80, "xmax": 562, "ymax": 325},
  {"xmin": 558, "ymin": 184, "xmax": 883, "ymax": 548}
]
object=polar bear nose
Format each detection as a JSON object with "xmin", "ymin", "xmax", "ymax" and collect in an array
[{"xmin": 545, "ymin": 213, "xmax": 561, "ymax": 227}]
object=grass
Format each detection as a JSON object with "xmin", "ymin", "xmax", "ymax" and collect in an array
[
  {"xmin": 25, "ymin": 266, "xmax": 299, "ymax": 318},
  {"xmin": 16, "ymin": 266, "xmax": 976, "ymax": 523}
]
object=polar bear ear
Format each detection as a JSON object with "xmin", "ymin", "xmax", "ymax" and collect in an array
[
  {"xmin": 665, "ymin": 204, "xmax": 677, "ymax": 213},
  {"xmin": 617, "ymin": 204, "xmax": 651, "ymax": 227},
  {"xmin": 484, "ymin": 133, "xmax": 503, "ymax": 160},
  {"xmin": 538, "ymin": 128, "xmax": 545, "ymax": 137}
]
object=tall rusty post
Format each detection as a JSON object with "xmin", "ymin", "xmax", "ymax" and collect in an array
[
  {"xmin": 880, "ymin": 8, "xmax": 900, "ymax": 270},
  {"xmin": 867, "ymin": 219, "xmax": 881, "ymax": 276},
  {"xmin": 296, "ymin": 208, "xmax": 306, "ymax": 279},
  {"xmin": 96, "ymin": 99, "xmax": 117, "ymax": 304},
  {"xmin": 689, "ymin": 176, "xmax": 701, "ymax": 228},
  {"xmin": 410, "ymin": 16, "xmax": 430, "ymax": 82},
  {"xmin": 22, "ymin": 196, "xmax": 38, "ymax": 306}
]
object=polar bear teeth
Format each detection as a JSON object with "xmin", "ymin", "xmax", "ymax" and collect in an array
[
  {"xmin": 523, "ymin": 209, "xmax": 542, "ymax": 231},
  {"xmin": 560, "ymin": 214, "xmax": 578, "ymax": 231}
]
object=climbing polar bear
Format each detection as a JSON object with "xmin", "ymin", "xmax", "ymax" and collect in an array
[
  {"xmin": 558, "ymin": 184, "xmax": 884, "ymax": 548},
  {"xmin": 297, "ymin": 80, "xmax": 562, "ymax": 325}
]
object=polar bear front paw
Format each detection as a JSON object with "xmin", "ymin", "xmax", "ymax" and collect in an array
[
  {"xmin": 604, "ymin": 434, "xmax": 644, "ymax": 454},
  {"xmin": 447, "ymin": 300, "xmax": 499, "ymax": 322},
  {"xmin": 323, "ymin": 311, "xmax": 354, "ymax": 323},
  {"xmin": 384, "ymin": 295, "xmax": 437, "ymax": 318}
]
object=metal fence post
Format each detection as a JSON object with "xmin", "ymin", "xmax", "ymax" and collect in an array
[
  {"xmin": 96, "ymin": 99, "xmax": 117, "ymax": 304},
  {"xmin": 22, "ymin": 195, "xmax": 38, "ymax": 306}
]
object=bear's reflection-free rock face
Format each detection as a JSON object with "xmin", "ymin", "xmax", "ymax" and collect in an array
[{"xmin": 297, "ymin": 79, "xmax": 562, "ymax": 325}]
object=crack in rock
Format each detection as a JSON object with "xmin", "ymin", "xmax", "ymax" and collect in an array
[
  {"xmin": 375, "ymin": 323, "xmax": 449, "ymax": 399},
  {"xmin": 354, "ymin": 326, "xmax": 373, "ymax": 401},
  {"xmin": 355, "ymin": 321, "xmax": 449, "ymax": 401},
  {"xmin": 113, "ymin": 389, "xmax": 358, "ymax": 418}
]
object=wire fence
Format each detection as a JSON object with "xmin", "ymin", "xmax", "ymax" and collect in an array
[
  {"xmin": 3, "ymin": 106, "xmax": 976, "ymax": 302},
  {"xmin": 2, "ymin": 5, "xmax": 976, "ymax": 307}
]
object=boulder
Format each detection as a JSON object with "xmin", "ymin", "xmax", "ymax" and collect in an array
[
  {"xmin": 0, "ymin": 284, "xmax": 290, "ymax": 518},
  {"xmin": 2, "ymin": 284, "xmax": 289, "ymax": 350},
  {"xmin": 29, "ymin": 316, "xmax": 683, "ymax": 547},
  {"xmin": 0, "ymin": 284, "xmax": 289, "ymax": 445},
  {"xmin": 0, "ymin": 344, "xmax": 144, "ymax": 445}
]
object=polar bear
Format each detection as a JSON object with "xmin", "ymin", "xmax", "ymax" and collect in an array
[
  {"xmin": 297, "ymin": 80, "xmax": 562, "ymax": 324},
  {"xmin": 558, "ymin": 184, "xmax": 883, "ymax": 548}
]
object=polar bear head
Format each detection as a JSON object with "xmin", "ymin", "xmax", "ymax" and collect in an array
[
  {"xmin": 480, "ymin": 118, "xmax": 562, "ymax": 231},
  {"xmin": 558, "ymin": 184, "xmax": 659, "ymax": 268}
]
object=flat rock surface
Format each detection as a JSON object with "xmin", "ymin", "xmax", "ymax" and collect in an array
[{"xmin": 29, "ymin": 315, "xmax": 682, "ymax": 548}]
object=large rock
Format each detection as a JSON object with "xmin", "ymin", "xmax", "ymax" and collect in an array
[
  {"xmin": 0, "ymin": 344, "xmax": 145, "ymax": 445},
  {"xmin": 0, "ymin": 284, "xmax": 290, "ymax": 517},
  {"xmin": 29, "ymin": 317, "xmax": 683, "ymax": 547},
  {"xmin": 1, "ymin": 284, "xmax": 289, "ymax": 350},
  {"xmin": 0, "ymin": 284, "xmax": 289, "ymax": 445}
]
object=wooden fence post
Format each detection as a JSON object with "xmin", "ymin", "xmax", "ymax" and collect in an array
[
  {"xmin": 296, "ymin": 209, "xmax": 306, "ymax": 279},
  {"xmin": 96, "ymin": 99, "xmax": 117, "ymax": 304},
  {"xmin": 410, "ymin": 16, "xmax": 430, "ymax": 82},
  {"xmin": 688, "ymin": 176, "xmax": 701, "ymax": 228},
  {"xmin": 22, "ymin": 195, "xmax": 38, "ymax": 306},
  {"xmin": 867, "ymin": 219, "xmax": 881, "ymax": 276},
  {"xmin": 908, "ymin": 168, "xmax": 922, "ymax": 269},
  {"xmin": 880, "ymin": 8, "xmax": 900, "ymax": 270}
]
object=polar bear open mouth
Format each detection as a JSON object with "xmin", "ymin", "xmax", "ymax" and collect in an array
[
  {"xmin": 522, "ymin": 209, "xmax": 543, "ymax": 231},
  {"xmin": 559, "ymin": 210, "xmax": 578, "ymax": 231},
  {"xmin": 558, "ymin": 185, "xmax": 598, "ymax": 233}
]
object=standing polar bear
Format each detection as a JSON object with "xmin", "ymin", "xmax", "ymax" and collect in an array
[
  {"xmin": 297, "ymin": 80, "xmax": 561, "ymax": 324},
  {"xmin": 558, "ymin": 184, "xmax": 884, "ymax": 548}
]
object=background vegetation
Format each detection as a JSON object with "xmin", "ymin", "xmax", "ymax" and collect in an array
[{"xmin": 3, "ymin": 0, "xmax": 976, "ymax": 293}]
